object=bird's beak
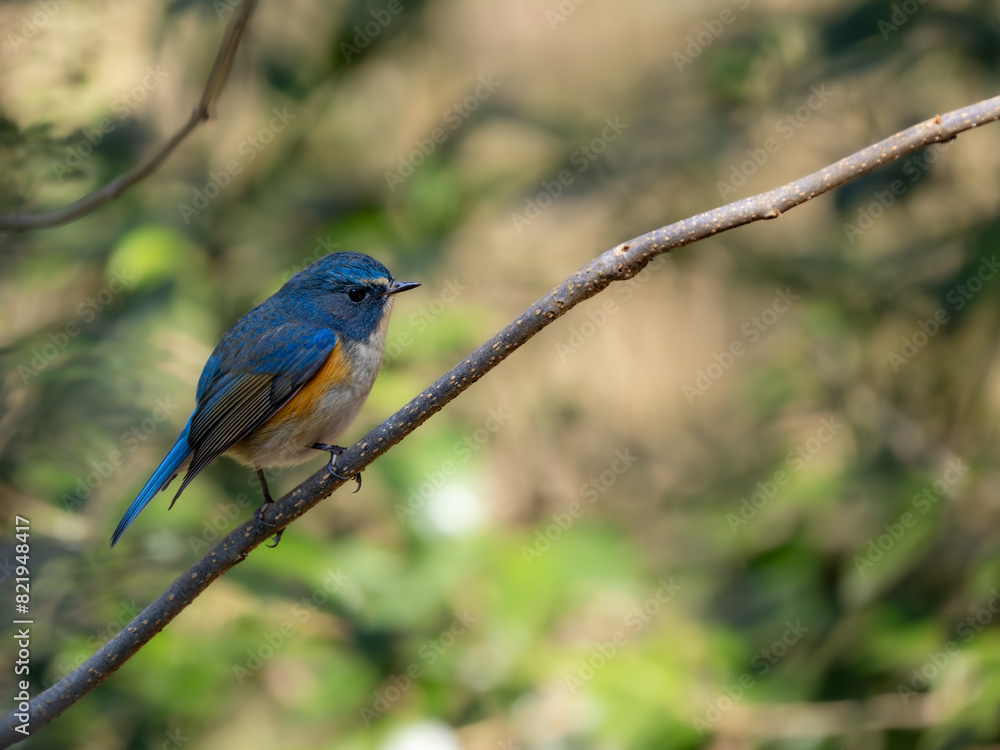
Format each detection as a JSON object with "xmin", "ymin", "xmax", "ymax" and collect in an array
[{"xmin": 388, "ymin": 280, "xmax": 421, "ymax": 295}]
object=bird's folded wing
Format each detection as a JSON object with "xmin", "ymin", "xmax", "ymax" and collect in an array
[{"xmin": 175, "ymin": 325, "xmax": 339, "ymax": 497}]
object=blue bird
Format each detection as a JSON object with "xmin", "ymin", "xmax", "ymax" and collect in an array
[{"xmin": 111, "ymin": 251, "xmax": 419, "ymax": 548}]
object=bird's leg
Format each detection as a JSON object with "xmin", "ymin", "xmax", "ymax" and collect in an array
[
  {"xmin": 312, "ymin": 443, "xmax": 362, "ymax": 493},
  {"xmin": 252, "ymin": 468, "xmax": 284, "ymax": 548}
]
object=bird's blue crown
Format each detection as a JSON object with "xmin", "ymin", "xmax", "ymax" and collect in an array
[{"xmin": 284, "ymin": 251, "xmax": 393, "ymax": 293}]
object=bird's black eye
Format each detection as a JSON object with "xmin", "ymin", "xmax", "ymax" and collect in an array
[{"xmin": 347, "ymin": 287, "xmax": 368, "ymax": 303}]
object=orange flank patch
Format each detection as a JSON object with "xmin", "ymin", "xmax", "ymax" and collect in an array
[{"xmin": 272, "ymin": 343, "xmax": 351, "ymax": 426}]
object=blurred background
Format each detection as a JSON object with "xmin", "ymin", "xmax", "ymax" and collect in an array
[{"xmin": 2, "ymin": 0, "xmax": 1000, "ymax": 748}]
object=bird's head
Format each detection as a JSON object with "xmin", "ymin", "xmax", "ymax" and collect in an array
[{"xmin": 281, "ymin": 251, "xmax": 419, "ymax": 341}]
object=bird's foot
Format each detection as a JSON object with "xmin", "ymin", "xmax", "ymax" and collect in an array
[
  {"xmin": 312, "ymin": 443, "xmax": 362, "ymax": 492},
  {"xmin": 253, "ymin": 468, "xmax": 284, "ymax": 547}
]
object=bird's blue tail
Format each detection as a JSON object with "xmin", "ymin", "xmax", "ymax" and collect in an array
[{"xmin": 110, "ymin": 420, "xmax": 192, "ymax": 547}]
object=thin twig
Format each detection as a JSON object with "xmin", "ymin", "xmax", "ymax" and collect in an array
[
  {"xmin": 3, "ymin": 94, "xmax": 999, "ymax": 747},
  {"xmin": 0, "ymin": 1, "xmax": 258, "ymax": 232}
]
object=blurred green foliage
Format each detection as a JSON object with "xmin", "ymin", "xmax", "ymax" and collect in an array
[{"xmin": 3, "ymin": 0, "xmax": 1000, "ymax": 748}]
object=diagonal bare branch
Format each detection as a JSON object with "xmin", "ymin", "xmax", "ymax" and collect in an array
[
  {"xmin": 0, "ymin": 0, "xmax": 258, "ymax": 232},
  {"xmin": 2, "ymin": 93, "xmax": 999, "ymax": 747}
]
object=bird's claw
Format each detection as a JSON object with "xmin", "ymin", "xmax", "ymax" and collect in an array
[
  {"xmin": 253, "ymin": 505, "xmax": 284, "ymax": 547},
  {"xmin": 254, "ymin": 503, "xmax": 274, "ymax": 527},
  {"xmin": 253, "ymin": 467, "xmax": 283, "ymax": 547},
  {"xmin": 313, "ymin": 443, "xmax": 363, "ymax": 492}
]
